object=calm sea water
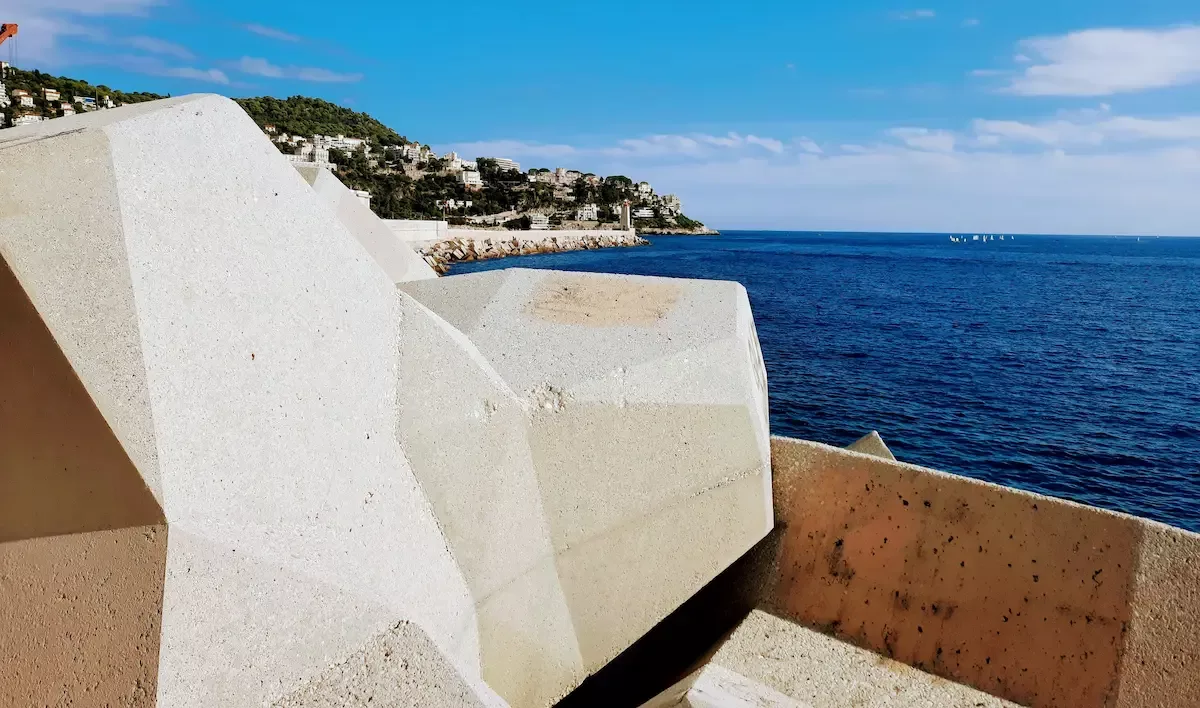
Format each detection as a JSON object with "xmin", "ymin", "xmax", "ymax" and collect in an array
[{"xmin": 450, "ymin": 232, "xmax": 1200, "ymax": 532}]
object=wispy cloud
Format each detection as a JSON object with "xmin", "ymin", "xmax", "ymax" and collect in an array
[
  {"xmin": 796, "ymin": 137, "xmax": 824, "ymax": 154},
  {"xmin": 973, "ymin": 106, "xmax": 1200, "ymax": 146},
  {"xmin": 441, "ymin": 107, "xmax": 1200, "ymax": 234},
  {"xmin": 995, "ymin": 25, "xmax": 1200, "ymax": 96},
  {"xmin": 4, "ymin": 0, "xmax": 162, "ymax": 64},
  {"xmin": 125, "ymin": 35, "xmax": 193, "ymax": 60},
  {"xmin": 234, "ymin": 56, "xmax": 362, "ymax": 83},
  {"xmin": 892, "ymin": 9, "xmax": 936, "ymax": 20},
  {"xmin": 242, "ymin": 23, "xmax": 301, "ymax": 42},
  {"xmin": 162, "ymin": 66, "xmax": 230, "ymax": 84},
  {"xmin": 962, "ymin": 18, "xmax": 980, "ymax": 28},
  {"xmin": 888, "ymin": 127, "xmax": 956, "ymax": 152}
]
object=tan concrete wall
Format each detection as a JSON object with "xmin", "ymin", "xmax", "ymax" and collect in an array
[{"xmin": 765, "ymin": 437, "xmax": 1200, "ymax": 708}]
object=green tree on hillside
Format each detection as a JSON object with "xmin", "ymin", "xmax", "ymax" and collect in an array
[{"xmin": 235, "ymin": 96, "xmax": 407, "ymax": 146}]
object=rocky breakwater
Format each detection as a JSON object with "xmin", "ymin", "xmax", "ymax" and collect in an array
[{"xmin": 418, "ymin": 229, "xmax": 647, "ymax": 274}]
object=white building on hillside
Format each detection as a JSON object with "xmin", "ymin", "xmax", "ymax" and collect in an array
[
  {"xmin": 74, "ymin": 96, "xmax": 96, "ymax": 110},
  {"xmin": 42, "ymin": 88, "xmax": 60, "ymax": 102},
  {"xmin": 60, "ymin": 102, "xmax": 75, "ymax": 117},
  {"xmin": 529, "ymin": 213, "xmax": 550, "ymax": 230},
  {"xmin": 286, "ymin": 144, "xmax": 337, "ymax": 171},
  {"xmin": 436, "ymin": 199, "xmax": 474, "ymax": 210},
  {"xmin": 637, "ymin": 181, "xmax": 653, "ymax": 195},
  {"xmin": 396, "ymin": 143, "xmax": 435, "ymax": 162},
  {"xmin": 488, "ymin": 157, "xmax": 521, "ymax": 172},
  {"xmin": 458, "ymin": 170, "xmax": 483, "ymax": 189},
  {"xmin": 661, "ymin": 194, "xmax": 682, "ymax": 215},
  {"xmin": 575, "ymin": 203, "xmax": 599, "ymax": 221},
  {"xmin": 632, "ymin": 206, "xmax": 655, "ymax": 219}
]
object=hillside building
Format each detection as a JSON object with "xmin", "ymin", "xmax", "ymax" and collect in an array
[
  {"xmin": 575, "ymin": 203, "xmax": 599, "ymax": 221},
  {"xmin": 458, "ymin": 170, "xmax": 483, "ymax": 189},
  {"xmin": 529, "ymin": 213, "xmax": 550, "ymax": 230},
  {"xmin": 42, "ymin": 88, "xmax": 60, "ymax": 102},
  {"xmin": 488, "ymin": 157, "xmax": 521, "ymax": 172}
]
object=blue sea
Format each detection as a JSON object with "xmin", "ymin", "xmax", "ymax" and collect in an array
[{"xmin": 450, "ymin": 232, "xmax": 1200, "ymax": 533}]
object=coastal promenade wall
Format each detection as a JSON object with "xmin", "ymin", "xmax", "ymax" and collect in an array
[{"xmin": 750, "ymin": 437, "xmax": 1200, "ymax": 708}]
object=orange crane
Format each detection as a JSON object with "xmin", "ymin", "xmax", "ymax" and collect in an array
[{"xmin": 0, "ymin": 23, "xmax": 17, "ymax": 47}]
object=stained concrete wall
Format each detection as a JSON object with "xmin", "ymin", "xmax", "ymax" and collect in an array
[{"xmin": 763, "ymin": 437, "xmax": 1200, "ymax": 708}]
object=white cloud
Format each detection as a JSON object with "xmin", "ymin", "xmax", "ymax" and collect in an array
[
  {"xmin": 236, "ymin": 56, "xmax": 284, "ymax": 78},
  {"xmin": 242, "ymin": 23, "xmax": 301, "ymax": 42},
  {"xmin": 893, "ymin": 9, "xmax": 936, "ymax": 20},
  {"xmin": 162, "ymin": 66, "xmax": 230, "ymax": 84},
  {"xmin": 442, "ymin": 108, "xmax": 1200, "ymax": 235},
  {"xmin": 2, "ymin": 0, "xmax": 161, "ymax": 64},
  {"xmin": 746, "ymin": 135, "xmax": 785, "ymax": 153},
  {"xmin": 234, "ymin": 56, "xmax": 362, "ymax": 83},
  {"xmin": 888, "ymin": 127, "xmax": 956, "ymax": 152},
  {"xmin": 796, "ymin": 137, "xmax": 824, "ymax": 154},
  {"xmin": 970, "ymin": 69, "xmax": 1007, "ymax": 77},
  {"xmin": 973, "ymin": 109, "xmax": 1200, "ymax": 146},
  {"xmin": 1001, "ymin": 26, "xmax": 1200, "ymax": 96},
  {"xmin": 963, "ymin": 18, "xmax": 980, "ymax": 28},
  {"xmin": 636, "ymin": 146, "xmax": 1200, "ymax": 235}
]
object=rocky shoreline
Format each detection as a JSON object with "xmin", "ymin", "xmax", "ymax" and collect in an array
[
  {"xmin": 418, "ymin": 230, "xmax": 648, "ymax": 274},
  {"xmin": 637, "ymin": 227, "xmax": 720, "ymax": 236}
]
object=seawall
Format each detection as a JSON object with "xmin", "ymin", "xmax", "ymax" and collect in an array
[{"xmin": 422, "ymin": 228, "xmax": 648, "ymax": 273}]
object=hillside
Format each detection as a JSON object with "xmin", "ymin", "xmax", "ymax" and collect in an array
[
  {"xmin": 1, "ymin": 68, "xmax": 164, "ymax": 126},
  {"xmin": 236, "ymin": 96, "xmax": 407, "ymax": 146},
  {"xmin": 2, "ymin": 71, "xmax": 706, "ymax": 231}
]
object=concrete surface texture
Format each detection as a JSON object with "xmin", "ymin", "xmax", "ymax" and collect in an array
[
  {"xmin": 295, "ymin": 165, "xmax": 436, "ymax": 282},
  {"xmin": 759, "ymin": 436, "xmax": 1200, "ymax": 708},
  {"xmin": 399, "ymin": 267, "xmax": 774, "ymax": 694},
  {"xmin": 0, "ymin": 95, "xmax": 773, "ymax": 707}
]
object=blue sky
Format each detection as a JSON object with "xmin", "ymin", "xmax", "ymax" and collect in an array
[{"xmin": 8, "ymin": 1, "xmax": 1200, "ymax": 234}]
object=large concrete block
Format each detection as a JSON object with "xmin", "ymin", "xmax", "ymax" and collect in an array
[
  {"xmin": 1, "ymin": 95, "xmax": 775, "ymax": 708},
  {"xmin": 399, "ymin": 268, "xmax": 774, "ymax": 681},
  {"xmin": 295, "ymin": 164, "xmax": 437, "ymax": 283},
  {"xmin": 0, "ymin": 95, "xmax": 491, "ymax": 706}
]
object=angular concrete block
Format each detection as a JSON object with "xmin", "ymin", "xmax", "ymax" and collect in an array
[
  {"xmin": 1, "ymin": 95, "xmax": 777, "ymax": 708},
  {"xmin": 846, "ymin": 430, "xmax": 896, "ymax": 460},
  {"xmin": 400, "ymin": 268, "xmax": 774, "ymax": 676},
  {"xmin": 0, "ymin": 95, "xmax": 491, "ymax": 706},
  {"xmin": 295, "ymin": 164, "xmax": 437, "ymax": 283}
]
